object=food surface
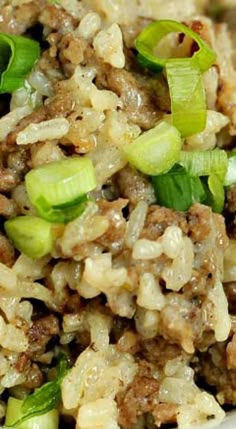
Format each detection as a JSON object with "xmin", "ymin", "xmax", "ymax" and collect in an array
[{"xmin": 0, "ymin": 0, "xmax": 236, "ymax": 428}]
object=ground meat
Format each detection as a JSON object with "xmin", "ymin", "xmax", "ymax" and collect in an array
[
  {"xmin": 0, "ymin": 1, "xmax": 46, "ymax": 35},
  {"xmin": 45, "ymin": 86, "xmax": 75, "ymax": 119},
  {"xmin": 15, "ymin": 353, "xmax": 44, "ymax": 389},
  {"xmin": 224, "ymin": 186, "xmax": 236, "ymax": 237},
  {"xmin": 153, "ymin": 403, "xmax": 177, "ymax": 427},
  {"xmin": 96, "ymin": 199, "xmax": 128, "ymax": 254},
  {"xmin": 58, "ymin": 34, "xmax": 88, "ymax": 66},
  {"xmin": 0, "ymin": 194, "xmax": 17, "ymax": 217},
  {"xmin": 116, "ymin": 165, "xmax": 156, "ymax": 207},
  {"xmin": 139, "ymin": 337, "xmax": 184, "ymax": 368},
  {"xmin": 225, "ymin": 282, "xmax": 236, "ymax": 313},
  {"xmin": 96, "ymin": 64, "xmax": 161, "ymax": 129},
  {"xmin": 38, "ymin": 49, "xmax": 63, "ymax": 80},
  {"xmin": 39, "ymin": 4, "xmax": 77, "ymax": 34},
  {"xmin": 227, "ymin": 334, "xmax": 236, "ymax": 370},
  {"xmin": 117, "ymin": 330, "xmax": 140, "ymax": 355},
  {"xmin": 226, "ymin": 186, "xmax": 236, "ymax": 213},
  {"xmin": 196, "ymin": 342, "xmax": 236, "ymax": 405},
  {"xmin": 0, "ymin": 233, "xmax": 15, "ymax": 266},
  {"xmin": 117, "ymin": 360, "xmax": 160, "ymax": 428},
  {"xmin": 0, "ymin": 168, "xmax": 19, "ymax": 192},
  {"xmin": 27, "ymin": 315, "xmax": 60, "ymax": 357},
  {"xmin": 22, "ymin": 363, "xmax": 44, "ymax": 389},
  {"xmin": 141, "ymin": 205, "xmax": 189, "ymax": 240},
  {"xmin": 188, "ymin": 204, "xmax": 213, "ymax": 243},
  {"xmin": 7, "ymin": 148, "xmax": 30, "ymax": 178}
]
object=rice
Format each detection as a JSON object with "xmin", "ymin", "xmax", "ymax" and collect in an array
[
  {"xmin": 77, "ymin": 398, "xmax": 119, "ymax": 429},
  {"xmin": 0, "ymin": 316, "xmax": 28, "ymax": 353},
  {"xmin": 124, "ymin": 200, "xmax": 148, "ymax": 248},
  {"xmin": 93, "ymin": 23, "xmax": 125, "ymax": 68},
  {"xmin": 137, "ymin": 273, "xmax": 166, "ymax": 310},
  {"xmin": 76, "ymin": 12, "xmax": 101, "ymax": 39},
  {"xmin": 132, "ymin": 238, "xmax": 163, "ymax": 260},
  {"xmin": 16, "ymin": 118, "xmax": 70, "ymax": 145},
  {"xmin": 0, "ymin": 105, "xmax": 32, "ymax": 141},
  {"xmin": 162, "ymin": 237, "xmax": 194, "ymax": 291}
]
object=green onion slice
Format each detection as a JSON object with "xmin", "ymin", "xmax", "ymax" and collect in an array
[
  {"xmin": 135, "ymin": 20, "xmax": 216, "ymax": 72},
  {"xmin": 202, "ymin": 175, "xmax": 225, "ymax": 213},
  {"xmin": 25, "ymin": 157, "xmax": 96, "ymax": 218},
  {"xmin": 121, "ymin": 121, "xmax": 182, "ymax": 176},
  {"xmin": 179, "ymin": 149, "xmax": 228, "ymax": 180},
  {"xmin": 5, "ymin": 398, "xmax": 59, "ymax": 429},
  {"xmin": 4, "ymin": 216, "xmax": 54, "ymax": 259},
  {"xmin": 0, "ymin": 33, "xmax": 40, "ymax": 94},
  {"xmin": 166, "ymin": 58, "xmax": 206, "ymax": 137},
  {"xmin": 35, "ymin": 194, "xmax": 88, "ymax": 224},
  {"xmin": 5, "ymin": 354, "xmax": 69, "ymax": 428},
  {"xmin": 135, "ymin": 20, "xmax": 216, "ymax": 136},
  {"xmin": 152, "ymin": 164, "xmax": 206, "ymax": 212}
]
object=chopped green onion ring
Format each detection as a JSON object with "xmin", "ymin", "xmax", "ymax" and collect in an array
[
  {"xmin": 135, "ymin": 20, "xmax": 216, "ymax": 136},
  {"xmin": 4, "ymin": 216, "xmax": 54, "ymax": 259},
  {"xmin": 121, "ymin": 121, "xmax": 182, "ymax": 176},
  {"xmin": 5, "ymin": 355, "xmax": 69, "ymax": 428},
  {"xmin": 35, "ymin": 194, "xmax": 89, "ymax": 224},
  {"xmin": 152, "ymin": 164, "xmax": 206, "ymax": 212},
  {"xmin": 135, "ymin": 20, "xmax": 216, "ymax": 72},
  {"xmin": 166, "ymin": 58, "xmax": 206, "ymax": 137},
  {"xmin": 25, "ymin": 157, "xmax": 96, "ymax": 223},
  {"xmin": 202, "ymin": 175, "xmax": 225, "ymax": 213},
  {"xmin": 5, "ymin": 398, "xmax": 59, "ymax": 429},
  {"xmin": 179, "ymin": 149, "xmax": 228, "ymax": 180},
  {"xmin": 0, "ymin": 33, "xmax": 40, "ymax": 94},
  {"xmin": 26, "ymin": 157, "xmax": 96, "ymax": 209}
]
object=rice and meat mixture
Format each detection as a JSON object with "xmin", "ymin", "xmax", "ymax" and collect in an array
[{"xmin": 0, "ymin": 0, "xmax": 236, "ymax": 428}]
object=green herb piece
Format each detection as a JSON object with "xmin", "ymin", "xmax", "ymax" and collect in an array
[
  {"xmin": 135, "ymin": 20, "xmax": 216, "ymax": 136},
  {"xmin": 25, "ymin": 157, "xmax": 96, "ymax": 223},
  {"xmin": 0, "ymin": 33, "xmax": 40, "ymax": 94},
  {"xmin": 152, "ymin": 164, "xmax": 206, "ymax": 211},
  {"xmin": 121, "ymin": 121, "xmax": 182, "ymax": 176},
  {"xmin": 4, "ymin": 216, "xmax": 54, "ymax": 259},
  {"xmin": 202, "ymin": 174, "xmax": 225, "ymax": 213},
  {"xmin": 7, "ymin": 354, "xmax": 69, "ymax": 427},
  {"xmin": 5, "ymin": 398, "xmax": 59, "ymax": 429},
  {"xmin": 179, "ymin": 149, "xmax": 228, "ymax": 180}
]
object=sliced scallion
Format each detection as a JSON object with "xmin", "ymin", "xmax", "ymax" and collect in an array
[
  {"xmin": 202, "ymin": 175, "xmax": 225, "ymax": 213},
  {"xmin": 35, "ymin": 194, "xmax": 88, "ymax": 224},
  {"xmin": 135, "ymin": 20, "xmax": 215, "ymax": 73},
  {"xmin": 25, "ymin": 157, "xmax": 96, "ymax": 223},
  {"xmin": 121, "ymin": 121, "xmax": 182, "ymax": 176},
  {"xmin": 0, "ymin": 33, "xmax": 40, "ymax": 94},
  {"xmin": 179, "ymin": 149, "xmax": 228, "ymax": 180},
  {"xmin": 5, "ymin": 398, "xmax": 59, "ymax": 429},
  {"xmin": 135, "ymin": 20, "xmax": 216, "ymax": 136},
  {"xmin": 166, "ymin": 58, "xmax": 206, "ymax": 136},
  {"xmin": 5, "ymin": 354, "xmax": 69, "ymax": 428},
  {"xmin": 152, "ymin": 164, "xmax": 206, "ymax": 211},
  {"xmin": 4, "ymin": 216, "xmax": 54, "ymax": 259}
]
